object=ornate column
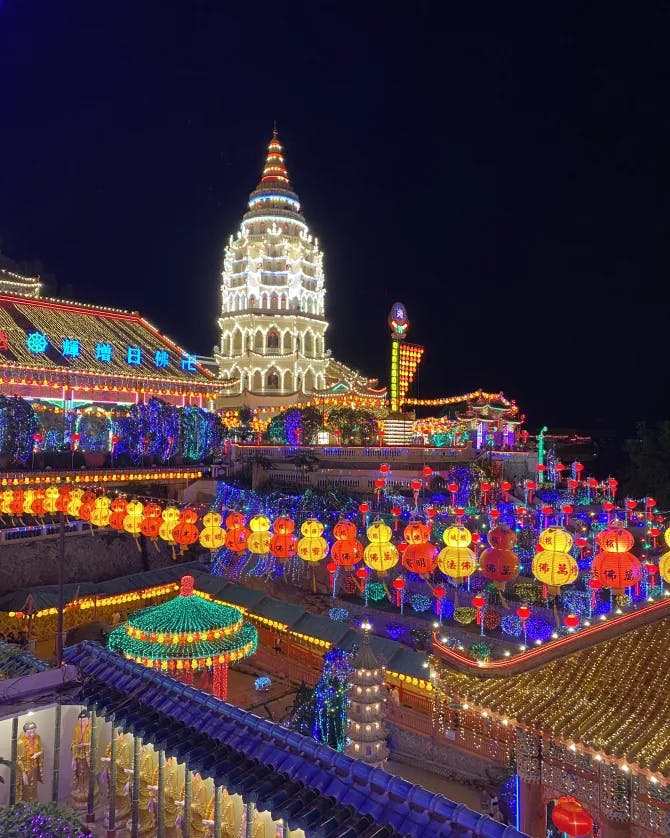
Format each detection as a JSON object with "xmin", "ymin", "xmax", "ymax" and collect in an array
[
  {"xmin": 515, "ymin": 728, "xmax": 546, "ymax": 837},
  {"xmin": 600, "ymin": 763, "xmax": 631, "ymax": 838},
  {"xmin": 52, "ymin": 703, "xmax": 62, "ymax": 801},
  {"xmin": 86, "ymin": 709, "xmax": 98, "ymax": 824},
  {"xmin": 245, "ymin": 801, "xmax": 254, "ymax": 838},
  {"xmin": 108, "ymin": 727, "xmax": 117, "ymax": 835},
  {"xmin": 183, "ymin": 769, "xmax": 192, "ymax": 838},
  {"xmin": 9, "ymin": 717, "xmax": 18, "ymax": 805},
  {"xmin": 131, "ymin": 735, "xmax": 141, "ymax": 838},
  {"xmin": 214, "ymin": 785, "xmax": 222, "ymax": 838},
  {"xmin": 157, "ymin": 750, "xmax": 165, "ymax": 838}
]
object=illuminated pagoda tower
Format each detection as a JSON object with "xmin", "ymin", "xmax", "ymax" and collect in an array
[
  {"xmin": 345, "ymin": 624, "xmax": 389, "ymax": 767},
  {"xmin": 216, "ymin": 130, "xmax": 328, "ymax": 402},
  {"xmin": 108, "ymin": 575, "xmax": 257, "ymax": 700}
]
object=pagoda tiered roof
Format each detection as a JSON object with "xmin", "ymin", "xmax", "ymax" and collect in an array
[{"xmin": 0, "ymin": 292, "xmax": 224, "ymax": 400}]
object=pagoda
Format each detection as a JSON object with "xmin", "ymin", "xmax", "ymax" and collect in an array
[
  {"xmin": 345, "ymin": 625, "xmax": 389, "ymax": 767},
  {"xmin": 107, "ymin": 575, "xmax": 257, "ymax": 699},
  {"xmin": 215, "ymin": 129, "xmax": 329, "ymax": 401}
]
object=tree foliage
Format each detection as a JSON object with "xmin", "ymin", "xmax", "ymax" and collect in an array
[{"xmin": 327, "ymin": 408, "xmax": 377, "ymax": 444}]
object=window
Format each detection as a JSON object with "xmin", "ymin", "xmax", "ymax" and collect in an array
[
  {"xmin": 266, "ymin": 330, "xmax": 279, "ymax": 349},
  {"xmin": 267, "ymin": 372, "xmax": 279, "ymax": 390}
]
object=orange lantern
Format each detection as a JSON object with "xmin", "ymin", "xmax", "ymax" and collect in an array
[
  {"xmin": 109, "ymin": 498, "xmax": 128, "ymax": 531},
  {"xmin": 172, "ymin": 511, "xmax": 200, "ymax": 554},
  {"xmin": 31, "ymin": 489, "xmax": 46, "ymax": 518},
  {"xmin": 225, "ymin": 514, "xmax": 250, "ymax": 553},
  {"xmin": 486, "ymin": 525, "xmax": 517, "ymax": 550},
  {"xmin": 402, "ymin": 541, "xmax": 438, "ymax": 574},
  {"xmin": 403, "ymin": 521, "xmax": 430, "ymax": 545},
  {"xmin": 592, "ymin": 550, "xmax": 642, "ymax": 594},
  {"xmin": 9, "ymin": 489, "xmax": 25, "ymax": 517},
  {"xmin": 333, "ymin": 519, "xmax": 357, "ymax": 541},
  {"xmin": 479, "ymin": 547, "xmax": 519, "ymax": 587},
  {"xmin": 331, "ymin": 538, "xmax": 364, "ymax": 570},
  {"xmin": 551, "ymin": 796, "xmax": 593, "ymax": 837},
  {"xmin": 269, "ymin": 516, "xmax": 296, "ymax": 560},
  {"xmin": 273, "ymin": 517, "xmax": 295, "ymax": 536},
  {"xmin": 596, "ymin": 526, "xmax": 635, "ymax": 553}
]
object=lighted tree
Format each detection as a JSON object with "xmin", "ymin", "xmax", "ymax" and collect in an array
[
  {"xmin": 287, "ymin": 681, "xmax": 316, "ymax": 737},
  {"xmin": 312, "ymin": 648, "xmax": 354, "ymax": 751},
  {"xmin": 0, "ymin": 395, "xmax": 37, "ymax": 463}
]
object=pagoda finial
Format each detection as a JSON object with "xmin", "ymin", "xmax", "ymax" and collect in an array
[
  {"xmin": 179, "ymin": 575, "xmax": 195, "ymax": 597},
  {"xmin": 273, "ymin": 119, "xmax": 277, "ymax": 138},
  {"xmin": 256, "ymin": 129, "xmax": 291, "ymax": 189}
]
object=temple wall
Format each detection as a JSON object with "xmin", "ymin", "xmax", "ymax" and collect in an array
[{"xmin": 0, "ymin": 530, "xmax": 204, "ymax": 595}]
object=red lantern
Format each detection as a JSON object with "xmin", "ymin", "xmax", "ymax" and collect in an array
[
  {"xmin": 422, "ymin": 466, "xmax": 432, "ymax": 478},
  {"xmin": 574, "ymin": 536, "xmax": 589, "ymax": 555},
  {"xmin": 390, "ymin": 505, "xmax": 402, "ymax": 531},
  {"xmin": 331, "ymin": 538, "xmax": 364, "ymax": 570},
  {"xmin": 561, "ymin": 503, "xmax": 574, "ymax": 525},
  {"xmin": 480, "ymin": 481, "xmax": 492, "ymax": 506},
  {"xmin": 111, "ymin": 434, "xmax": 120, "ymax": 446},
  {"xmin": 425, "ymin": 506, "xmax": 436, "ymax": 519},
  {"xmin": 358, "ymin": 502, "xmax": 369, "ymax": 525},
  {"xmin": 433, "ymin": 585, "xmax": 446, "ymax": 599},
  {"xmin": 564, "ymin": 613, "xmax": 580, "ymax": 629},
  {"xmin": 379, "ymin": 463, "xmax": 390, "ymax": 474},
  {"xmin": 374, "ymin": 478, "xmax": 385, "ymax": 490},
  {"xmin": 551, "ymin": 796, "xmax": 593, "ymax": 837},
  {"xmin": 472, "ymin": 594, "xmax": 486, "ymax": 625},
  {"xmin": 500, "ymin": 480, "xmax": 512, "ymax": 502},
  {"xmin": 588, "ymin": 577, "xmax": 602, "ymax": 608},
  {"xmin": 410, "ymin": 480, "xmax": 422, "ymax": 491},
  {"xmin": 447, "ymin": 482, "xmax": 459, "ymax": 505},
  {"xmin": 567, "ymin": 478, "xmax": 579, "ymax": 495},
  {"xmin": 489, "ymin": 508, "xmax": 501, "ymax": 522},
  {"xmin": 516, "ymin": 604, "xmax": 531, "ymax": 621},
  {"xmin": 333, "ymin": 519, "xmax": 357, "ymax": 541},
  {"xmin": 487, "ymin": 525, "xmax": 517, "ymax": 550},
  {"xmin": 355, "ymin": 566, "xmax": 368, "ymax": 581},
  {"xmin": 592, "ymin": 551, "xmax": 643, "ymax": 594},
  {"xmin": 649, "ymin": 527, "xmax": 661, "ymax": 548},
  {"xmin": 391, "ymin": 576, "xmax": 405, "ymax": 606},
  {"xmin": 480, "ymin": 547, "xmax": 519, "ymax": 586},
  {"xmin": 646, "ymin": 562, "xmax": 658, "ymax": 587}
]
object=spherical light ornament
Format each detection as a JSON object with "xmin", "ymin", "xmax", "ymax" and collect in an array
[
  {"xmin": 403, "ymin": 521, "xmax": 430, "ymax": 544},
  {"xmin": 532, "ymin": 550, "xmax": 579, "ymax": 595},
  {"xmin": 479, "ymin": 546, "xmax": 519, "ymax": 585},
  {"xmin": 402, "ymin": 542, "xmax": 438, "ymax": 574},
  {"xmin": 367, "ymin": 520, "xmax": 392, "ymax": 544},
  {"xmin": 249, "ymin": 514, "xmax": 271, "ymax": 533},
  {"xmin": 592, "ymin": 550, "xmax": 643, "ymax": 594},
  {"xmin": 486, "ymin": 525, "xmax": 517, "ymax": 550},
  {"xmin": 333, "ymin": 519, "xmax": 357, "ymax": 541}
]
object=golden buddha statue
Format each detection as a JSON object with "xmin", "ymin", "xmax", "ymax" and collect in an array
[
  {"xmin": 202, "ymin": 786, "xmax": 235, "ymax": 838},
  {"xmin": 100, "ymin": 730, "xmax": 132, "ymax": 826},
  {"xmin": 70, "ymin": 709, "xmax": 98, "ymax": 810},
  {"xmin": 148, "ymin": 755, "xmax": 183, "ymax": 837},
  {"xmin": 177, "ymin": 772, "xmax": 213, "ymax": 838},
  {"xmin": 16, "ymin": 721, "xmax": 43, "ymax": 802},
  {"xmin": 124, "ymin": 743, "xmax": 157, "ymax": 836}
]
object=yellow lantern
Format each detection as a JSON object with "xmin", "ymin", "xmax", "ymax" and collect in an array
[
  {"xmin": 22, "ymin": 489, "xmax": 35, "ymax": 516},
  {"xmin": 159, "ymin": 507, "xmax": 180, "ymax": 543},
  {"xmin": 1, "ymin": 490, "xmax": 13, "ymax": 515},
  {"xmin": 664, "ymin": 527, "xmax": 670, "ymax": 549},
  {"xmin": 297, "ymin": 519, "xmax": 328, "ymax": 563},
  {"xmin": 659, "ymin": 550, "xmax": 670, "ymax": 584},
  {"xmin": 537, "ymin": 526, "xmax": 573, "ymax": 553},
  {"xmin": 66, "ymin": 488, "xmax": 84, "ymax": 518},
  {"xmin": 364, "ymin": 521, "xmax": 398, "ymax": 572},
  {"xmin": 44, "ymin": 486, "xmax": 60, "ymax": 515},
  {"xmin": 199, "ymin": 511, "xmax": 226, "ymax": 551},
  {"xmin": 249, "ymin": 514, "xmax": 271, "ymax": 533},
  {"xmin": 123, "ymin": 500, "xmax": 144, "ymax": 537},
  {"xmin": 532, "ymin": 551, "xmax": 578, "ymax": 597},
  {"xmin": 90, "ymin": 496, "xmax": 111, "ymax": 527},
  {"xmin": 442, "ymin": 525, "xmax": 472, "ymax": 549},
  {"xmin": 437, "ymin": 545, "xmax": 476, "ymax": 581}
]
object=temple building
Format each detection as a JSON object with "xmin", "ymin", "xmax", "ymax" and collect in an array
[{"xmin": 214, "ymin": 131, "xmax": 385, "ymax": 411}]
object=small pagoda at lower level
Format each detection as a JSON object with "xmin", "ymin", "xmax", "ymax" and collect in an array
[
  {"xmin": 108, "ymin": 575, "xmax": 257, "ymax": 700},
  {"xmin": 345, "ymin": 623, "xmax": 389, "ymax": 767}
]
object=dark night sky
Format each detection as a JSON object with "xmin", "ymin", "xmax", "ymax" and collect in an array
[{"xmin": 1, "ymin": 1, "xmax": 668, "ymax": 432}]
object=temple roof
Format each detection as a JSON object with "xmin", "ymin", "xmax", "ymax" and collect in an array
[
  {"xmin": 64, "ymin": 642, "xmax": 525, "ymax": 838},
  {"xmin": 434, "ymin": 617, "xmax": 670, "ymax": 777},
  {"xmin": 0, "ymin": 293, "xmax": 218, "ymax": 388}
]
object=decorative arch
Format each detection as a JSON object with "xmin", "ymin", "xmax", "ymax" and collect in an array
[
  {"xmin": 315, "ymin": 335, "xmax": 323, "ymax": 357},
  {"xmin": 261, "ymin": 293, "xmax": 268, "ymax": 309},
  {"xmin": 280, "ymin": 294, "xmax": 287, "ymax": 310},
  {"xmin": 270, "ymin": 292, "xmax": 278, "ymax": 310},
  {"xmin": 232, "ymin": 329, "xmax": 243, "ymax": 355},
  {"xmin": 254, "ymin": 330, "xmax": 264, "ymax": 352},
  {"xmin": 266, "ymin": 369, "xmax": 280, "ymax": 390},
  {"xmin": 304, "ymin": 368, "xmax": 316, "ymax": 393},
  {"xmin": 304, "ymin": 331, "xmax": 315, "ymax": 357},
  {"xmin": 283, "ymin": 369, "xmax": 294, "ymax": 391},
  {"xmin": 222, "ymin": 333, "xmax": 231, "ymax": 356},
  {"xmin": 266, "ymin": 329, "xmax": 280, "ymax": 350},
  {"xmin": 252, "ymin": 370, "xmax": 263, "ymax": 392},
  {"xmin": 282, "ymin": 331, "xmax": 293, "ymax": 353},
  {"xmin": 249, "ymin": 294, "xmax": 257, "ymax": 308}
]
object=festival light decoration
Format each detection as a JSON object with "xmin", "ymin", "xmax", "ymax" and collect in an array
[
  {"xmin": 532, "ymin": 527, "xmax": 578, "ymax": 598},
  {"xmin": 363, "ymin": 520, "xmax": 399, "ymax": 573}
]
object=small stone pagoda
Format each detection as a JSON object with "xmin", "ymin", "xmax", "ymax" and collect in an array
[
  {"xmin": 108, "ymin": 575, "xmax": 257, "ymax": 699},
  {"xmin": 345, "ymin": 626, "xmax": 389, "ymax": 766}
]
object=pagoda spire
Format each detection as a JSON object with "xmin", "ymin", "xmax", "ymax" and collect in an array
[{"xmin": 257, "ymin": 128, "xmax": 292, "ymax": 189}]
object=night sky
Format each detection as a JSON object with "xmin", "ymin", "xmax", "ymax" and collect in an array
[{"xmin": 1, "ymin": 2, "xmax": 668, "ymax": 433}]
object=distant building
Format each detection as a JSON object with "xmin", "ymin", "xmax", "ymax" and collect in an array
[{"xmin": 0, "ymin": 254, "xmax": 41, "ymax": 299}]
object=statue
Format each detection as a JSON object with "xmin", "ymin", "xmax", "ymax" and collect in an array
[
  {"xmin": 16, "ymin": 721, "xmax": 43, "ymax": 802},
  {"xmin": 202, "ymin": 786, "xmax": 235, "ymax": 838},
  {"xmin": 70, "ymin": 709, "xmax": 98, "ymax": 810},
  {"xmin": 148, "ymin": 755, "xmax": 182, "ymax": 836},
  {"xmin": 100, "ymin": 730, "xmax": 132, "ymax": 826},
  {"xmin": 124, "ymin": 743, "xmax": 157, "ymax": 836},
  {"xmin": 177, "ymin": 772, "xmax": 213, "ymax": 838}
]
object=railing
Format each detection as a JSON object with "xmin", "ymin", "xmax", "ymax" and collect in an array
[{"xmin": 0, "ymin": 466, "xmax": 204, "ymax": 486}]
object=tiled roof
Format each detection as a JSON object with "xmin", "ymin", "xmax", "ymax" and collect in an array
[
  {"xmin": 434, "ymin": 618, "xmax": 670, "ymax": 776},
  {"xmin": 0, "ymin": 641, "xmax": 50, "ymax": 678},
  {"xmin": 65, "ymin": 642, "xmax": 525, "ymax": 838},
  {"xmin": 0, "ymin": 293, "xmax": 217, "ymax": 385}
]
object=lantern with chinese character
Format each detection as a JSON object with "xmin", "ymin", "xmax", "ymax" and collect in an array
[
  {"xmin": 659, "ymin": 550, "xmax": 670, "ymax": 585},
  {"xmin": 596, "ymin": 525, "xmax": 634, "ymax": 553},
  {"xmin": 297, "ymin": 519, "xmax": 328, "ymax": 563},
  {"xmin": 363, "ymin": 520, "xmax": 399, "ymax": 573},
  {"xmin": 90, "ymin": 496, "xmax": 111, "ymax": 527},
  {"xmin": 123, "ymin": 499, "xmax": 145, "ymax": 541},
  {"xmin": 404, "ymin": 520, "xmax": 430, "ymax": 544},
  {"xmin": 331, "ymin": 519, "xmax": 364, "ymax": 570},
  {"xmin": 141, "ymin": 502, "xmax": 162, "ymax": 543},
  {"xmin": 479, "ymin": 526, "xmax": 519, "ymax": 591},
  {"xmin": 532, "ymin": 528, "xmax": 578, "ymax": 599},
  {"xmin": 159, "ymin": 506, "xmax": 180, "ymax": 547},
  {"xmin": 247, "ymin": 514, "xmax": 271, "ymax": 555},
  {"xmin": 9, "ymin": 489, "xmax": 24, "ymax": 518},
  {"xmin": 225, "ymin": 512, "xmax": 250, "ymax": 553},
  {"xmin": 199, "ymin": 511, "xmax": 227, "ymax": 552},
  {"xmin": 437, "ymin": 545, "xmax": 476, "ymax": 583},
  {"xmin": 109, "ymin": 498, "xmax": 128, "ymax": 531},
  {"xmin": 442, "ymin": 525, "xmax": 472, "ymax": 549},
  {"xmin": 402, "ymin": 541, "xmax": 438, "ymax": 575},
  {"xmin": 592, "ymin": 550, "xmax": 642, "ymax": 595},
  {"xmin": 66, "ymin": 488, "xmax": 84, "ymax": 518},
  {"xmin": 269, "ymin": 517, "xmax": 297, "ymax": 560}
]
